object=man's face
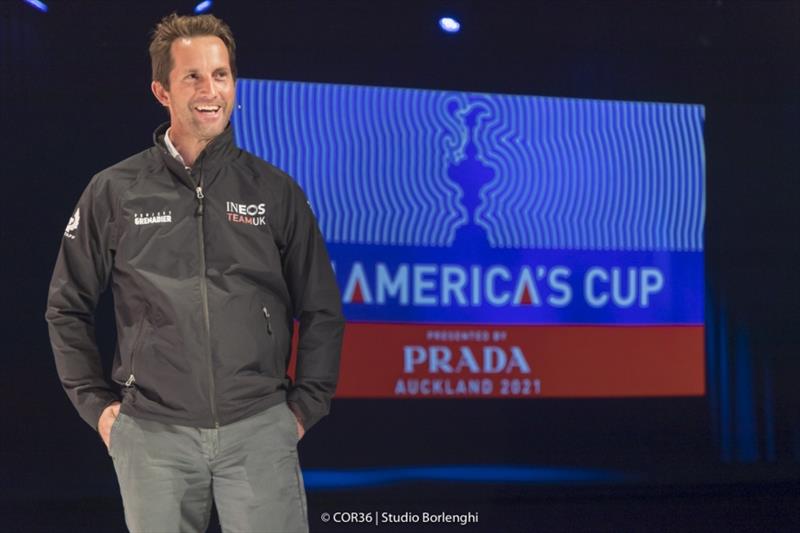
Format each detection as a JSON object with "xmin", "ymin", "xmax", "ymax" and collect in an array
[{"xmin": 151, "ymin": 35, "xmax": 235, "ymax": 143}]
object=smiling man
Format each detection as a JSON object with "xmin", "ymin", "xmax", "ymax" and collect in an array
[
  {"xmin": 150, "ymin": 30, "xmax": 234, "ymax": 167},
  {"xmin": 45, "ymin": 13, "xmax": 344, "ymax": 533}
]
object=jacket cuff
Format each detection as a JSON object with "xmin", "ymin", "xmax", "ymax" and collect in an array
[
  {"xmin": 80, "ymin": 394, "xmax": 121, "ymax": 432},
  {"xmin": 286, "ymin": 392, "xmax": 325, "ymax": 432}
]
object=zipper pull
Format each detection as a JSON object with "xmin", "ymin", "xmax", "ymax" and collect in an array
[
  {"xmin": 195, "ymin": 186, "xmax": 204, "ymax": 216},
  {"xmin": 262, "ymin": 306, "xmax": 273, "ymax": 335},
  {"xmin": 124, "ymin": 374, "xmax": 136, "ymax": 387}
]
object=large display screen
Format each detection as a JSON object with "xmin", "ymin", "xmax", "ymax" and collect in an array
[{"xmin": 232, "ymin": 80, "xmax": 705, "ymax": 401}]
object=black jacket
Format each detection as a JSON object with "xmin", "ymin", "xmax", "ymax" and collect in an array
[{"xmin": 45, "ymin": 123, "xmax": 344, "ymax": 432}]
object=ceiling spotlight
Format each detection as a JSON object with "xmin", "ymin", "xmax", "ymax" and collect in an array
[
  {"xmin": 194, "ymin": 1, "xmax": 213, "ymax": 14},
  {"xmin": 23, "ymin": 0, "xmax": 48, "ymax": 12},
  {"xmin": 439, "ymin": 16, "xmax": 461, "ymax": 34}
]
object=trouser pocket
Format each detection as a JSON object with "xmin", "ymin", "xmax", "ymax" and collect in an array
[{"xmin": 107, "ymin": 413, "xmax": 125, "ymax": 457}]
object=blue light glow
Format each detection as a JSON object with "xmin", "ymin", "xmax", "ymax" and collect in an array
[
  {"xmin": 23, "ymin": 0, "xmax": 48, "ymax": 13},
  {"xmin": 194, "ymin": 1, "xmax": 212, "ymax": 14},
  {"xmin": 439, "ymin": 17, "xmax": 460, "ymax": 33},
  {"xmin": 301, "ymin": 465, "xmax": 636, "ymax": 490}
]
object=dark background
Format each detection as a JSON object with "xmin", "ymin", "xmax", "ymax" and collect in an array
[{"xmin": 2, "ymin": 1, "xmax": 799, "ymax": 531}]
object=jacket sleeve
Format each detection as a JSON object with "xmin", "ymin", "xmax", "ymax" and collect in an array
[
  {"xmin": 45, "ymin": 174, "xmax": 119, "ymax": 431},
  {"xmin": 280, "ymin": 181, "xmax": 345, "ymax": 432}
]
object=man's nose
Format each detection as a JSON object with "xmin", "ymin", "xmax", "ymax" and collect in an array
[{"xmin": 198, "ymin": 75, "xmax": 217, "ymax": 96}]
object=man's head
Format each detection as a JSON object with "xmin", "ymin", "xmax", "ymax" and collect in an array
[{"xmin": 149, "ymin": 13, "xmax": 237, "ymax": 145}]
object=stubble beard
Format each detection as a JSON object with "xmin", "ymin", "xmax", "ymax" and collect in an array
[{"xmin": 191, "ymin": 106, "xmax": 229, "ymax": 142}]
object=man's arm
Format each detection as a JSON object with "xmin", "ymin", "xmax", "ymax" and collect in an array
[
  {"xmin": 280, "ymin": 181, "xmax": 345, "ymax": 433},
  {"xmin": 45, "ymin": 174, "xmax": 119, "ymax": 432}
]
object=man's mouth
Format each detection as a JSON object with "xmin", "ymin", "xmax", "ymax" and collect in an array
[{"xmin": 194, "ymin": 105, "xmax": 222, "ymax": 114}]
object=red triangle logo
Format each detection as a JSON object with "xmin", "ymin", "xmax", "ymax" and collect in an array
[
  {"xmin": 351, "ymin": 281, "xmax": 365, "ymax": 304},
  {"xmin": 519, "ymin": 285, "xmax": 533, "ymax": 305}
]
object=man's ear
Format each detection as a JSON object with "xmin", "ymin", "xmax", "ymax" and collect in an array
[{"xmin": 151, "ymin": 81, "xmax": 170, "ymax": 108}]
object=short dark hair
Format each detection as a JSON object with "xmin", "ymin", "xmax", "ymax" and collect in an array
[{"xmin": 149, "ymin": 13, "xmax": 237, "ymax": 89}]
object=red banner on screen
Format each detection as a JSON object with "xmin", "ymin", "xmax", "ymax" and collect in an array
[{"xmin": 332, "ymin": 324, "xmax": 705, "ymax": 398}]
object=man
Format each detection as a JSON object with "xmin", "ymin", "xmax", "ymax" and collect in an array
[{"xmin": 45, "ymin": 13, "xmax": 344, "ymax": 533}]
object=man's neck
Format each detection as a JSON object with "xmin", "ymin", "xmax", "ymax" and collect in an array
[{"xmin": 166, "ymin": 129, "xmax": 213, "ymax": 169}]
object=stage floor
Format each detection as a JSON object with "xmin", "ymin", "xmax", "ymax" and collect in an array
[{"xmin": 3, "ymin": 481, "xmax": 799, "ymax": 532}]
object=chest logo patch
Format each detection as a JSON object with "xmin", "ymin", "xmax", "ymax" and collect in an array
[
  {"xmin": 134, "ymin": 211, "xmax": 173, "ymax": 226},
  {"xmin": 226, "ymin": 201, "xmax": 267, "ymax": 227}
]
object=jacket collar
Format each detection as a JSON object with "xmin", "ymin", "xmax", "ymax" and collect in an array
[{"xmin": 152, "ymin": 122, "xmax": 239, "ymax": 187}]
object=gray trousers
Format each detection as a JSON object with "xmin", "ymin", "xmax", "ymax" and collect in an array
[{"xmin": 108, "ymin": 402, "xmax": 309, "ymax": 533}]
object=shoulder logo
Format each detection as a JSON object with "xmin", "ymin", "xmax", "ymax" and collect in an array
[
  {"xmin": 134, "ymin": 211, "xmax": 173, "ymax": 226},
  {"xmin": 64, "ymin": 208, "xmax": 80, "ymax": 240}
]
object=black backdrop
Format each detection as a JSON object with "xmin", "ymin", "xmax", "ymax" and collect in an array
[{"xmin": 2, "ymin": 1, "xmax": 799, "ymax": 531}]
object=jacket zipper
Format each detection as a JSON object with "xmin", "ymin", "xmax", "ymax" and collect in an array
[
  {"xmin": 124, "ymin": 316, "xmax": 147, "ymax": 387},
  {"xmin": 195, "ymin": 177, "xmax": 219, "ymax": 428},
  {"xmin": 262, "ymin": 305, "xmax": 273, "ymax": 335}
]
